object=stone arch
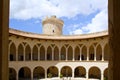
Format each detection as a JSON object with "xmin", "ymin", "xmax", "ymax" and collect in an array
[
  {"xmin": 18, "ymin": 67, "xmax": 31, "ymax": 80},
  {"xmin": 61, "ymin": 46, "xmax": 66, "ymax": 60},
  {"xmin": 75, "ymin": 46, "xmax": 80, "ymax": 60},
  {"xmin": 54, "ymin": 46, "xmax": 59, "ymax": 60},
  {"xmin": 104, "ymin": 43, "xmax": 109, "ymax": 61},
  {"xmin": 9, "ymin": 68, "xmax": 16, "ymax": 80},
  {"xmin": 89, "ymin": 45, "xmax": 94, "ymax": 60},
  {"xmin": 74, "ymin": 66, "xmax": 86, "ymax": 78},
  {"xmin": 40, "ymin": 46, "xmax": 45, "ymax": 60},
  {"xmin": 25, "ymin": 44, "xmax": 31, "ymax": 61},
  {"xmin": 47, "ymin": 46, "xmax": 52, "ymax": 60},
  {"xmin": 89, "ymin": 66, "xmax": 101, "ymax": 79},
  {"xmin": 104, "ymin": 68, "xmax": 108, "ymax": 80},
  {"xmin": 61, "ymin": 66, "xmax": 72, "ymax": 77},
  {"xmin": 68, "ymin": 46, "xmax": 73, "ymax": 60},
  {"xmin": 18, "ymin": 43, "xmax": 24, "ymax": 61},
  {"xmin": 10, "ymin": 42, "xmax": 16, "ymax": 61},
  {"xmin": 81, "ymin": 45, "xmax": 87, "ymax": 60},
  {"xmin": 33, "ymin": 66, "xmax": 45, "ymax": 79},
  {"xmin": 33, "ymin": 45, "xmax": 38, "ymax": 61},
  {"xmin": 47, "ymin": 66, "xmax": 58, "ymax": 78},
  {"xmin": 96, "ymin": 44, "xmax": 102, "ymax": 60}
]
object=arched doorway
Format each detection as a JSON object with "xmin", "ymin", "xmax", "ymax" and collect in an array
[
  {"xmin": 74, "ymin": 66, "xmax": 86, "ymax": 78},
  {"xmin": 33, "ymin": 66, "xmax": 45, "ymax": 79},
  {"xmin": 61, "ymin": 66, "xmax": 72, "ymax": 77},
  {"xmin": 104, "ymin": 68, "xmax": 108, "ymax": 80},
  {"xmin": 9, "ymin": 68, "xmax": 16, "ymax": 80},
  {"xmin": 47, "ymin": 66, "xmax": 58, "ymax": 78},
  {"xmin": 89, "ymin": 66, "xmax": 101, "ymax": 79},
  {"xmin": 18, "ymin": 67, "xmax": 31, "ymax": 80}
]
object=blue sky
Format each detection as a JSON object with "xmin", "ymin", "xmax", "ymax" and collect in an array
[{"xmin": 9, "ymin": 0, "xmax": 108, "ymax": 35}]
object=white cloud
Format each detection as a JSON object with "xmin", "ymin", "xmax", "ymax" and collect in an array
[
  {"xmin": 10, "ymin": 0, "xmax": 107, "ymax": 20},
  {"xmin": 70, "ymin": 9, "xmax": 108, "ymax": 35}
]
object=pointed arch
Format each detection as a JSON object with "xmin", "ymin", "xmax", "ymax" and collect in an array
[
  {"xmin": 54, "ymin": 46, "xmax": 59, "ymax": 60},
  {"xmin": 18, "ymin": 44, "xmax": 24, "ymax": 61},
  {"xmin": 40, "ymin": 46, "xmax": 45, "ymax": 60},
  {"xmin": 10, "ymin": 42, "xmax": 16, "ymax": 61},
  {"xmin": 104, "ymin": 43, "xmax": 109, "ymax": 61},
  {"xmin": 25, "ymin": 44, "xmax": 31, "ymax": 61},
  {"xmin": 61, "ymin": 46, "xmax": 66, "ymax": 60},
  {"xmin": 96, "ymin": 44, "xmax": 102, "ymax": 60},
  {"xmin": 68, "ymin": 46, "xmax": 73, "ymax": 60},
  {"xmin": 81, "ymin": 45, "xmax": 87, "ymax": 60},
  {"xmin": 47, "ymin": 46, "xmax": 52, "ymax": 60},
  {"xmin": 33, "ymin": 45, "xmax": 38, "ymax": 61},
  {"xmin": 89, "ymin": 45, "xmax": 94, "ymax": 60},
  {"xmin": 75, "ymin": 46, "xmax": 80, "ymax": 60}
]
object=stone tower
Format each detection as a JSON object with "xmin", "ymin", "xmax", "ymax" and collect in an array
[{"xmin": 42, "ymin": 16, "xmax": 64, "ymax": 35}]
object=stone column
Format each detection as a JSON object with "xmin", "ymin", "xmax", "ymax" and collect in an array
[
  {"xmin": 80, "ymin": 48, "xmax": 82, "ymax": 61},
  {"xmin": 101, "ymin": 46, "xmax": 104, "ymax": 61},
  {"xmin": 16, "ymin": 71, "xmax": 18, "ymax": 80},
  {"xmin": 45, "ymin": 49, "xmax": 47, "ymax": 61},
  {"xmin": 52, "ymin": 48, "xmax": 54, "ymax": 60},
  {"xmin": 66, "ymin": 48, "xmax": 68, "ymax": 61},
  {"xmin": 108, "ymin": 0, "xmax": 120, "ymax": 80},
  {"xmin": 45, "ymin": 69, "xmax": 47, "ymax": 78},
  {"xmin": 31, "ymin": 49, "xmax": 33, "ymax": 61},
  {"xmin": 23, "ymin": 47, "xmax": 25, "ymax": 61},
  {"xmin": 87, "ymin": 47, "xmax": 89, "ymax": 61},
  {"xmin": 72, "ymin": 47, "xmax": 75, "ymax": 61},
  {"xmin": 0, "ymin": 0, "xmax": 9, "ymax": 80},
  {"xmin": 86, "ymin": 71, "xmax": 88, "ymax": 79},
  {"xmin": 101, "ymin": 72, "xmax": 104, "ymax": 80},
  {"xmin": 94, "ymin": 47, "xmax": 96, "ymax": 61},
  {"xmin": 38, "ymin": 48, "xmax": 40, "ymax": 60},
  {"xmin": 59, "ymin": 49, "xmax": 61, "ymax": 61},
  {"xmin": 16, "ymin": 48, "xmax": 18, "ymax": 61},
  {"xmin": 72, "ymin": 69, "xmax": 74, "ymax": 78},
  {"xmin": 31, "ymin": 71, "xmax": 33, "ymax": 80}
]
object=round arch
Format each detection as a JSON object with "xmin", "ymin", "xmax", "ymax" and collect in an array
[
  {"xmin": 18, "ymin": 67, "xmax": 31, "ymax": 80},
  {"xmin": 104, "ymin": 68, "xmax": 108, "ymax": 80},
  {"xmin": 33, "ymin": 66, "xmax": 45, "ymax": 79},
  {"xmin": 61, "ymin": 66, "xmax": 72, "ymax": 77},
  {"xmin": 74, "ymin": 66, "xmax": 86, "ymax": 78},
  {"xmin": 89, "ymin": 66, "xmax": 101, "ymax": 79},
  {"xmin": 10, "ymin": 42, "xmax": 16, "ymax": 61},
  {"xmin": 9, "ymin": 68, "xmax": 16, "ymax": 80},
  {"xmin": 47, "ymin": 66, "xmax": 58, "ymax": 78}
]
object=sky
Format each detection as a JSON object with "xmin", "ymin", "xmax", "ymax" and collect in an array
[{"xmin": 9, "ymin": 0, "xmax": 108, "ymax": 35}]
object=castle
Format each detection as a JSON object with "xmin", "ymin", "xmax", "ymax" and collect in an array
[{"xmin": 9, "ymin": 16, "xmax": 108, "ymax": 80}]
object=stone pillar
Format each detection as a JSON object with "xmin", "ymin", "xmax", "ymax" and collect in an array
[
  {"xmin": 16, "ymin": 48, "xmax": 18, "ymax": 61},
  {"xmin": 16, "ymin": 71, "xmax": 18, "ymax": 80},
  {"xmin": 94, "ymin": 47, "xmax": 96, "ymax": 61},
  {"xmin": 31, "ymin": 71, "xmax": 33, "ymax": 80},
  {"xmin": 108, "ymin": 0, "xmax": 120, "ymax": 80},
  {"xmin": 31, "ymin": 49, "xmax": 33, "ymax": 61},
  {"xmin": 72, "ymin": 47, "xmax": 75, "ymax": 61},
  {"xmin": 38, "ymin": 48, "xmax": 40, "ymax": 60},
  {"xmin": 45, "ymin": 69, "xmax": 47, "ymax": 78},
  {"xmin": 59, "ymin": 49, "xmax": 61, "ymax": 61},
  {"xmin": 45, "ymin": 49, "xmax": 47, "ymax": 61},
  {"xmin": 87, "ymin": 47, "xmax": 89, "ymax": 61},
  {"xmin": 80, "ymin": 48, "xmax": 82, "ymax": 61},
  {"xmin": 23, "ymin": 47, "xmax": 25, "ymax": 61},
  {"xmin": 0, "ymin": 0, "xmax": 9, "ymax": 80},
  {"xmin": 101, "ymin": 46, "xmax": 104, "ymax": 61},
  {"xmin": 52, "ymin": 48, "xmax": 54, "ymax": 60},
  {"xmin": 72, "ymin": 69, "xmax": 74, "ymax": 78},
  {"xmin": 66, "ymin": 48, "xmax": 68, "ymax": 61},
  {"xmin": 101, "ymin": 72, "xmax": 104, "ymax": 80},
  {"xmin": 86, "ymin": 71, "xmax": 88, "ymax": 79}
]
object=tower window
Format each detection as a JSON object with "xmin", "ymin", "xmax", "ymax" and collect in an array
[{"xmin": 53, "ymin": 30, "xmax": 54, "ymax": 33}]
